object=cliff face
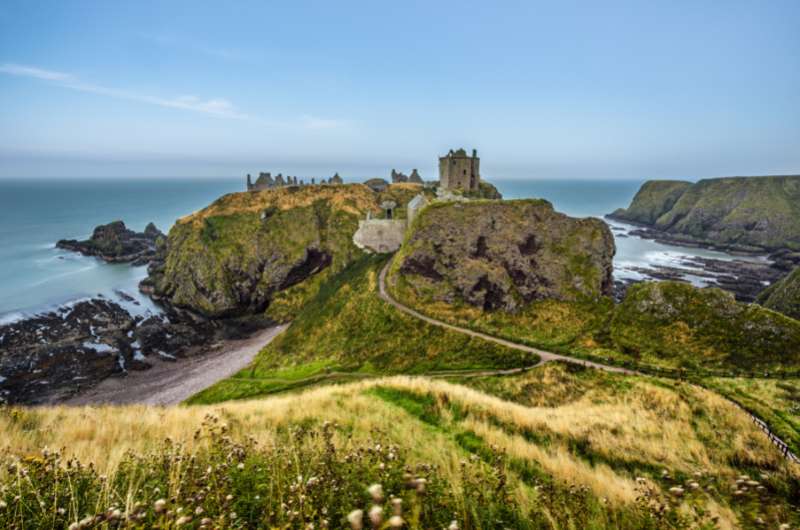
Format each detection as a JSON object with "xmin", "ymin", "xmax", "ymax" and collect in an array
[
  {"xmin": 759, "ymin": 266, "xmax": 800, "ymax": 321},
  {"xmin": 609, "ymin": 175, "xmax": 800, "ymax": 251},
  {"xmin": 392, "ymin": 199, "xmax": 615, "ymax": 311},
  {"xmin": 611, "ymin": 281, "xmax": 800, "ymax": 369},
  {"xmin": 609, "ymin": 180, "xmax": 691, "ymax": 225},
  {"xmin": 146, "ymin": 185, "xmax": 395, "ymax": 319}
]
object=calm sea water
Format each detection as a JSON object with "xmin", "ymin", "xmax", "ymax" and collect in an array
[{"xmin": 0, "ymin": 177, "xmax": 760, "ymax": 322}]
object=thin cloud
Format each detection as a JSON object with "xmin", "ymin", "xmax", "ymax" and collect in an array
[
  {"xmin": 0, "ymin": 62, "xmax": 248, "ymax": 119},
  {"xmin": 300, "ymin": 115, "xmax": 348, "ymax": 131}
]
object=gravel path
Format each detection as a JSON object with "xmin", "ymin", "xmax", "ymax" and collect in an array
[{"xmin": 63, "ymin": 325, "xmax": 287, "ymax": 406}]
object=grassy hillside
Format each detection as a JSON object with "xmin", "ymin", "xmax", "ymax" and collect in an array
[
  {"xmin": 2, "ymin": 368, "xmax": 798, "ymax": 529},
  {"xmin": 759, "ymin": 266, "xmax": 800, "ymax": 320},
  {"xmin": 703, "ymin": 376, "xmax": 800, "ymax": 456},
  {"xmin": 189, "ymin": 256, "xmax": 538, "ymax": 404}
]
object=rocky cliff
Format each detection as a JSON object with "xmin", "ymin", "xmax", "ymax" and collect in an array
[
  {"xmin": 759, "ymin": 266, "xmax": 800, "ymax": 321},
  {"xmin": 390, "ymin": 199, "xmax": 615, "ymax": 311},
  {"xmin": 609, "ymin": 175, "xmax": 800, "ymax": 251},
  {"xmin": 144, "ymin": 185, "xmax": 400, "ymax": 319},
  {"xmin": 611, "ymin": 281, "xmax": 800, "ymax": 369}
]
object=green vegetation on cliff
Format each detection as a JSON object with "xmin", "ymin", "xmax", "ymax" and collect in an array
[
  {"xmin": 610, "ymin": 281, "xmax": 800, "ymax": 371},
  {"xmin": 189, "ymin": 255, "xmax": 538, "ymax": 404},
  {"xmin": 609, "ymin": 180, "xmax": 691, "ymax": 225},
  {"xmin": 149, "ymin": 184, "xmax": 430, "ymax": 320},
  {"xmin": 610, "ymin": 175, "xmax": 800, "ymax": 251},
  {"xmin": 759, "ymin": 266, "xmax": 800, "ymax": 320}
]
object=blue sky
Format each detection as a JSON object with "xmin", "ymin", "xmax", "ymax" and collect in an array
[{"xmin": 1, "ymin": 0, "xmax": 798, "ymax": 180}]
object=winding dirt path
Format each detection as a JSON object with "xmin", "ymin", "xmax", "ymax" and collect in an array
[
  {"xmin": 63, "ymin": 325, "xmax": 287, "ymax": 406},
  {"xmin": 377, "ymin": 261, "xmax": 635, "ymax": 375}
]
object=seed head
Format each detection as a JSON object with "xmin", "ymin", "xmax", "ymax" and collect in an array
[
  {"xmin": 367, "ymin": 483, "xmax": 384, "ymax": 502},
  {"xmin": 347, "ymin": 509, "xmax": 364, "ymax": 530},
  {"xmin": 175, "ymin": 515, "xmax": 192, "ymax": 526},
  {"xmin": 368, "ymin": 505, "xmax": 384, "ymax": 527},
  {"xmin": 389, "ymin": 515, "xmax": 404, "ymax": 528}
]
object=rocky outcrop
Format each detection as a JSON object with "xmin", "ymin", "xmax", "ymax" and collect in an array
[
  {"xmin": 465, "ymin": 181, "xmax": 503, "ymax": 200},
  {"xmin": 57, "ymin": 220, "xmax": 165, "ymax": 265},
  {"xmin": 611, "ymin": 281, "xmax": 800, "ymax": 370},
  {"xmin": 759, "ymin": 266, "xmax": 800, "ymax": 321},
  {"xmin": 392, "ymin": 199, "xmax": 615, "ymax": 311},
  {"xmin": 144, "ymin": 185, "xmax": 387, "ymax": 319},
  {"xmin": 608, "ymin": 175, "xmax": 800, "ymax": 252},
  {"xmin": 0, "ymin": 298, "xmax": 219, "ymax": 405}
]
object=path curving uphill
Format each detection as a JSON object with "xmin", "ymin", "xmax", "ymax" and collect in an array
[
  {"xmin": 378, "ymin": 260, "xmax": 635, "ymax": 375},
  {"xmin": 379, "ymin": 259, "xmax": 800, "ymax": 463}
]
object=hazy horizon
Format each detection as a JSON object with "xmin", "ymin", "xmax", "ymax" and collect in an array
[{"xmin": 2, "ymin": 1, "xmax": 799, "ymax": 180}]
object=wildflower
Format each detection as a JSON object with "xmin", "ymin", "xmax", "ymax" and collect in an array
[
  {"xmin": 688, "ymin": 482, "xmax": 700, "ymax": 490},
  {"xmin": 176, "ymin": 515, "xmax": 192, "ymax": 526},
  {"xmin": 414, "ymin": 478, "xmax": 427, "ymax": 493},
  {"xmin": 367, "ymin": 483, "xmax": 384, "ymax": 502},
  {"xmin": 0, "ymin": 500, "xmax": 6, "ymax": 509},
  {"xmin": 200, "ymin": 518, "xmax": 212, "ymax": 528},
  {"xmin": 237, "ymin": 462, "xmax": 245, "ymax": 470},
  {"xmin": 391, "ymin": 497, "xmax": 402, "ymax": 515},
  {"xmin": 195, "ymin": 506, "xmax": 204, "ymax": 515},
  {"xmin": 109, "ymin": 508, "xmax": 122, "ymax": 520},
  {"xmin": 347, "ymin": 509, "xmax": 364, "ymax": 530},
  {"xmin": 225, "ymin": 494, "xmax": 234, "ymax": 502},
  {"xmin": 448, "ymin": 521, "xmax": 460, "ymax": 530},
  {"xmin": 368, "ymin": 505, "xmax": 384, "ymax": 527},
  {"xmin": 68, "ymin": 523, "xmax": 79, "ymax": 530},
  {"xmin": 154, "ymin": 499, "xmax": 167, "ymax": 513},
  {"xmin": 668, "ymin": 486, "xmax": 684, "ymax": 497}
]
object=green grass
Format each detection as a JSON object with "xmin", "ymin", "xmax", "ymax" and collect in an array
[
  {"xmin": 703, "ymin": 377, "xmax": 800, "ymax": 456},
  {"xmin": 189, "ymin": 255, "xmax": 539, "ymax": 404}
]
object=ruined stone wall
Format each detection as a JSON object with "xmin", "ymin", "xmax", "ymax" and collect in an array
[{"xmin": 352, "ymin": 219, "xmax": 406, "ymax": 253}]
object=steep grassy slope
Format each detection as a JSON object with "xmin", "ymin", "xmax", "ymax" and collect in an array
[
  {"xmin": 611, "ymin": 281, "xmax": 800, "ymax": 371},
  {"xmin": 611, "ymin": 175, "xmax": 800, "ymax": 251},
  {"xmin": 189, "ymin": 256, "xmax": 538, "ymax": 404},
  {"xmin": 2, "ymin": 368, "xmax": 798, "ymax": 529},
  {"xmin": 759, "ymin": 266, "xmax": 800, "ymax": 320},
  {"xmin": 609, "ymin": 180, "xmax": 692, "ymax": 225},
  {"xmin": 704, "ymin": 376, "xmax": 800, "ymax": 456}
]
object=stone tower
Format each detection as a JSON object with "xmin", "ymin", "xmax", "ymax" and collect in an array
[{"xmin": 439, "ymin": 148, "xmax": 480, "ymax": 191}]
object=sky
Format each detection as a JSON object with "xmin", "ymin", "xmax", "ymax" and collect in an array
[{"xmin": 0, "ymin": 0, "xmax": 799, "ymax": 180}]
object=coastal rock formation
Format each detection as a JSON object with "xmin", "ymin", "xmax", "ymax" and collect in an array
[
  {"xmin": 608, "ymin": 175, "xmax": 800, "ymax": 252},
  {"xmin": 0, "ymin": 298, "xmax": 216, "ymax": 404},
  {"xmin": 611, "ymin": 281, "xmax": 800, "ymax": 370},
  {"xmin": 57, "ymin": 220, "xmax": 164, "ymax": 265},
  {"xmin": 145, "ymin": 185, "xmax": 385, "ymax": 319},
  {"xmin": 393, "ymin": 199, "xmax": 615, "ymax": 311},
  {"xmin": 759, "ymin": 266, "xmax": 800, "ymax": 320}
]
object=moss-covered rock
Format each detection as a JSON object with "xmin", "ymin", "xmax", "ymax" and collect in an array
[
  {"xmin": 610, "ymin": 175, "xmax": 800, "ymax": 251},
  {"xmin": 611, "ymin": 281, "xmax": 800, "ymax": 370},
  {"xmin": 148, "ymin": 184, "xmax": 399, "ymax": 319},
  {"xmin": 392, "ymin": 199, "xmax": 615, "ymax": 311},
  {"xmin": 759, "ymin": 266, "xmax": 800, "ymax": 320}
]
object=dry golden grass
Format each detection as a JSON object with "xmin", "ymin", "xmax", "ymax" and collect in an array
[{"xmin": 177, "ymin": 184, "xmax": 380, "ymax": 226}]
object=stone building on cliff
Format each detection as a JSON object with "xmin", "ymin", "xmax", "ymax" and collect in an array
[{"xmin": 439, "ymin": 148, "xmax": 480, "ymax": 191}]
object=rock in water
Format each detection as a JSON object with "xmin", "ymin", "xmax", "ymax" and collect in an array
[
  {"xmin": 759, "ymin": 266, "xmax": 800, "ymax": 320},
  {"xmin": 394, "ymin": 199, "xmax": 615, "ymax": 311},
  {"xmin": 608, "ymin": 175, "xmax": 800, "ymax": 252},
  {"xmin": 57, "ymin": 220, "xmax": 164, "ymax": 264}
]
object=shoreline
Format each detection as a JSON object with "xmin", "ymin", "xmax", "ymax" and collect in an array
[{"xmin": 58, "ymin": 324, "xmax": 287, "ymax": 406}]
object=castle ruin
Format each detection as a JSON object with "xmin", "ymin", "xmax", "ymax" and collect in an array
[{"xmin": 439, "ymin": 148, "xmax": 480, "ymax": 192}]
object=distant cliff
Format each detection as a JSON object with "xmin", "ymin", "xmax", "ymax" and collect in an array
[{"xmin": 608, "ymin": 175, "xmax": 800, "ymax": 251}]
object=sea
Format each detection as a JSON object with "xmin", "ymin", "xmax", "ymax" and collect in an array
[{"xmin": 0, "ymin": 177, "xmax": 765, "ymax": 323}]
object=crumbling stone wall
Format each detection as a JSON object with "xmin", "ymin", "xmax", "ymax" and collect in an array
[{"xmin": 352, "ymin": 219, "xmax": 406, "ymax": 253}]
